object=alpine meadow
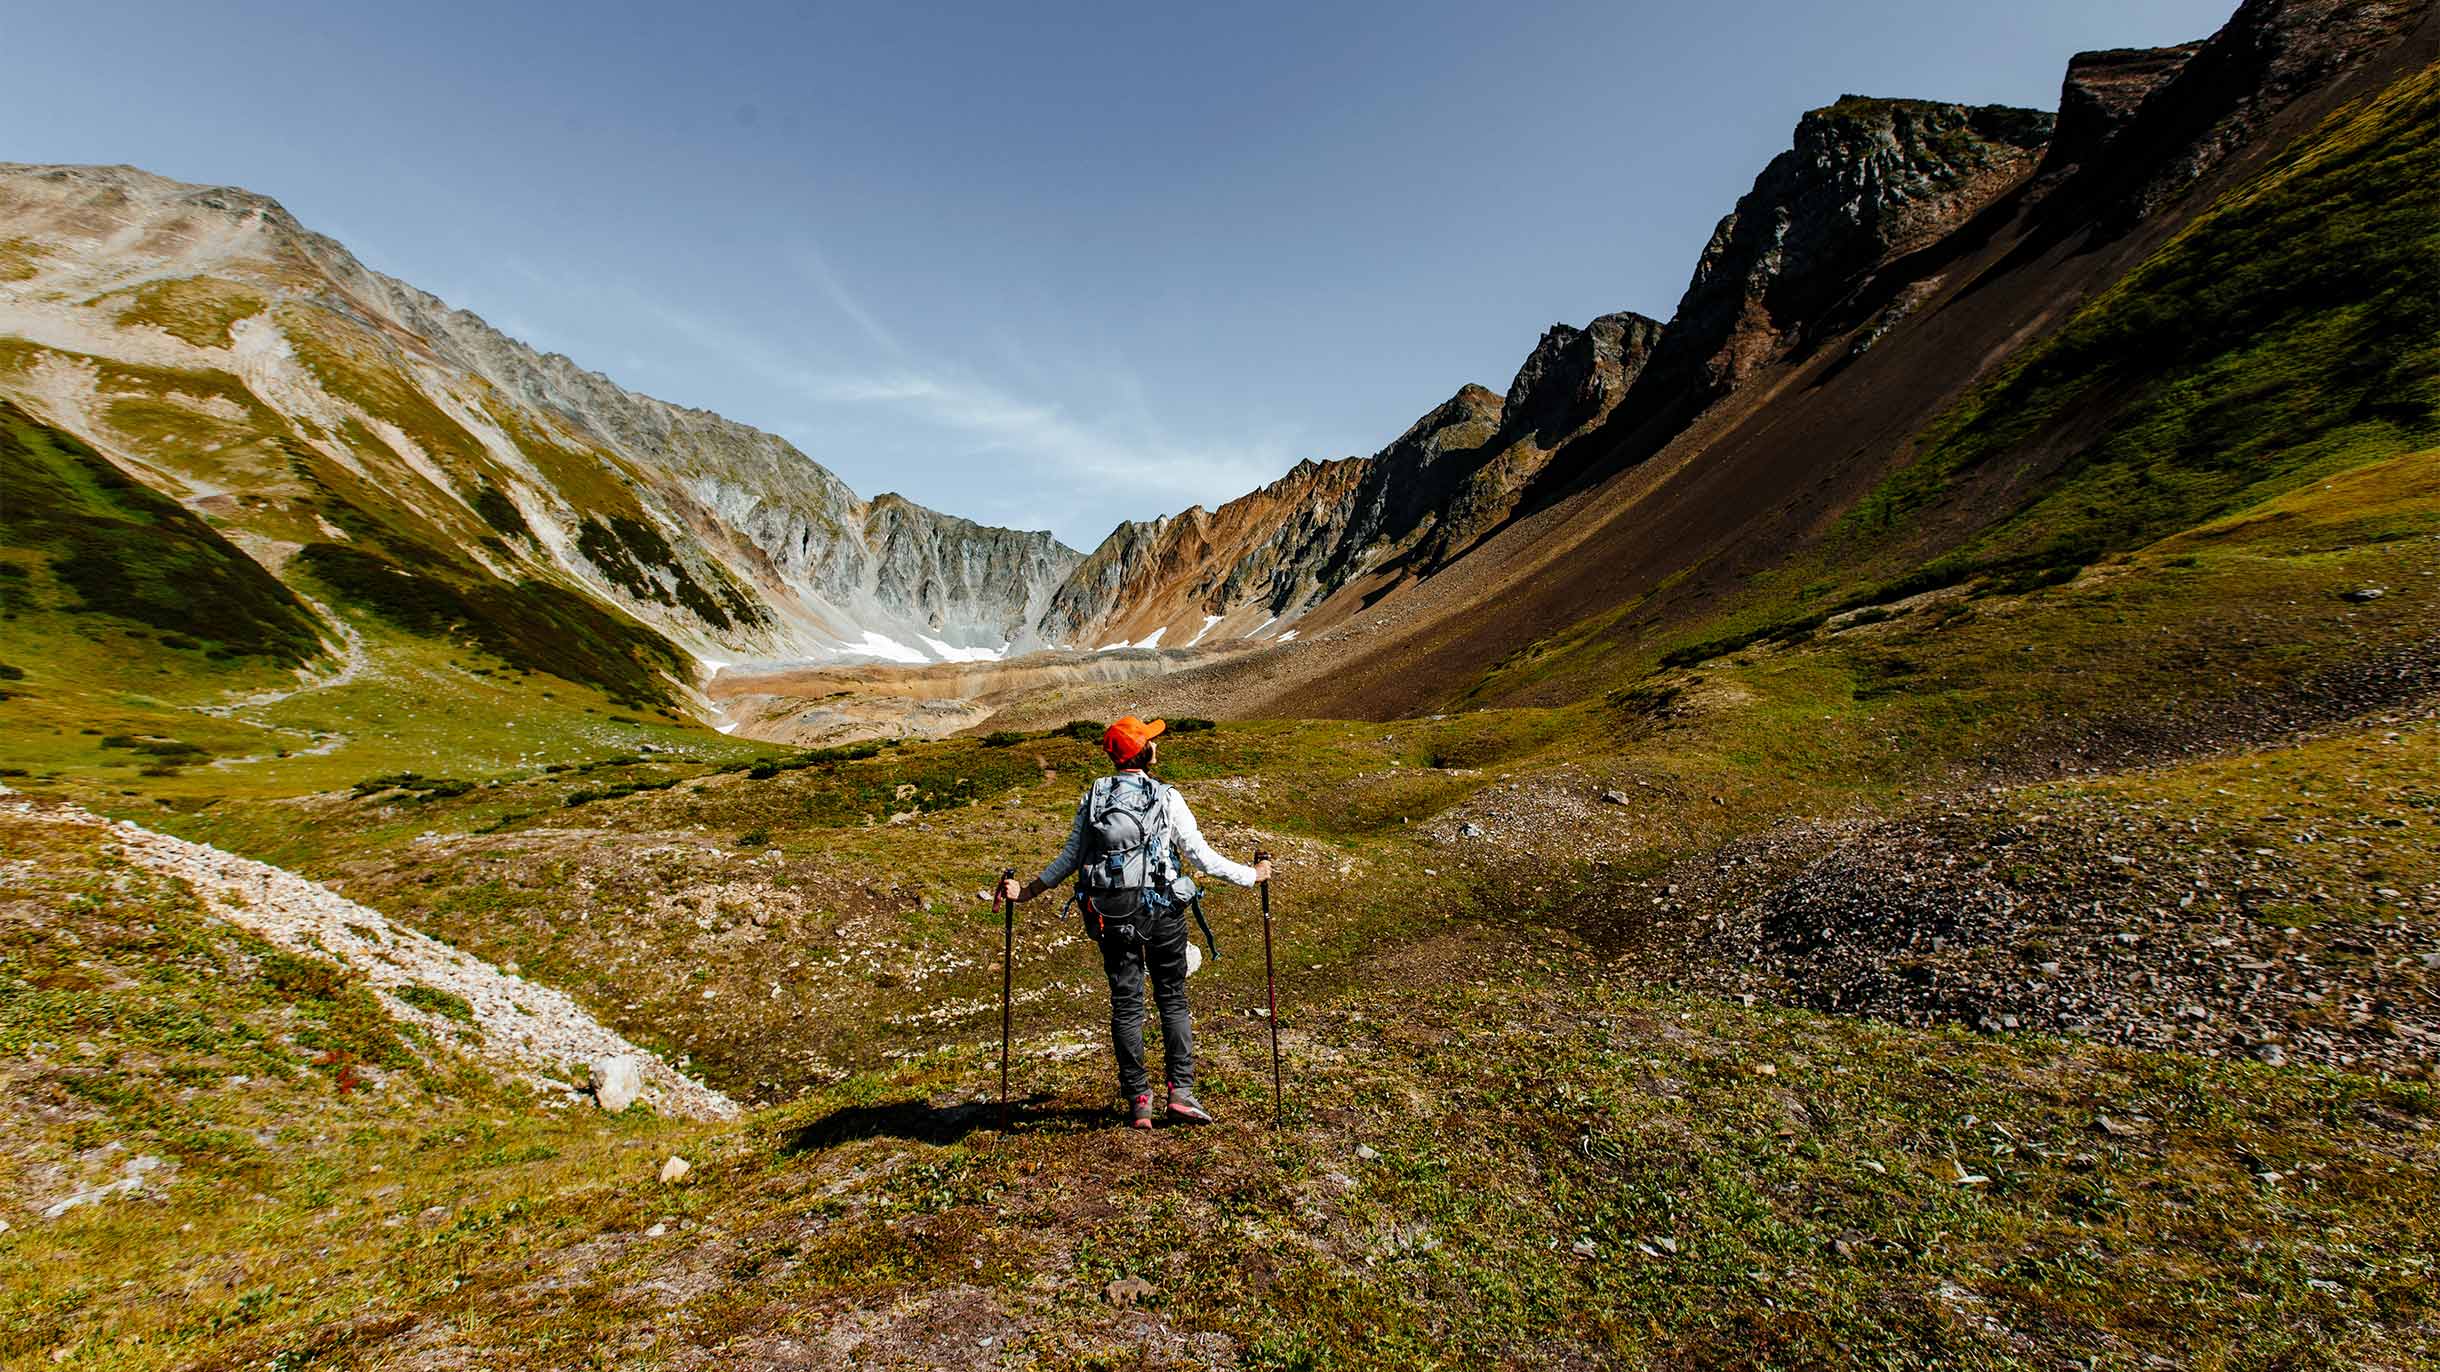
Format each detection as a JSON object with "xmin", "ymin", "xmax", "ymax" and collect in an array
[{"xmin": 2, "ymin": 0, "xmax": 2438, "ymax": 1367}]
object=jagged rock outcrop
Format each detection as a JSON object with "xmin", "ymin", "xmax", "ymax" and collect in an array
[
  {"xmin": 2037, "ymin": 45, "xmax": 2208, "ymax": 178},
  {"xmin": 1640, "ymin": 98, "xmax": 2055, "ymax": 402},
  {"xmin": 1035, "ymin": 312, "xmax": 1660, "ymax": 649},
  {"xmin": 0, "ymin": 163, "xmax": 1079, "ymax": 678},
  {"xmin": 1502, "ymin": 96, "xmax": 2054, "ymax": 513},
  {"xmin": 1502, "ymin": 312, "xmax": 1662, "ymax": 447},
  {"xmin": 2040, "ymin": 0, "xmax": 2429, "ymax": 234},
  {"xmin": 1047, "ymin": 96, "xmax": 2060, "ymax": 654}
]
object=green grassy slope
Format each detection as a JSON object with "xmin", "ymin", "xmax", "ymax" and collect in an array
[
  {"xmin": 1476, "ymin": 59, "xmax": 2440, "ymax": 707},
  {"xmin": 0, "ymin": 390, "xmax": 760, "ymax": 802},
  {"xmin": 0, "ymin": 399, "xmax": 324, "ymax": 666},
  {"xmin": 1849, "ymin": 60, "xmax": 2440, "ymax": 591}
]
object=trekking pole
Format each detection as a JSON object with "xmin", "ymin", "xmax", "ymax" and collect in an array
[
  {"xmin": 1256, "ymin": 849, "xmax": 1281, "ymax": 1127},
  {"xmin": 996, "ymin": 866, "xmax": 1017, "ymax": 1131}
]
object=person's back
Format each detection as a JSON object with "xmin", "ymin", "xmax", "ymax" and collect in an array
[{"xmin": 998, "ymin": 716, "xmax": 1270, "ymax": 1128}]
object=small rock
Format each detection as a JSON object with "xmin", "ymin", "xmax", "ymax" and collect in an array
[
  {"xmin": 1354, "ymin": 1144, "xmax": 1380, "ymax": 1161},
  {"xmin": 2255, "ymin": 1043, "xmax": 2288, "ymax": 1067},
  {"xmin": 2340, "ymin": 587, "xmax": 2386, "ymax": 603},
  {"xmin": 1570, "ymin": 1238, "xmax": 1598, "ymax": 1258},
  {"xmin": 590, "ymin": 1056, "xmax": 644, "ymax": 1114},
  {"xmin": 1104, "ymin": 1276, "xmax": 1157, "ymax": 1309},
  {"xmin": 659, "ymin": 1155, "xmax": 692, "ymax": 1185},
  {"xmin": 645, "ymin": 1221, "xmax": 668, "ymax": 1237},
  {"xmin": 1457, "ymin": 822, "xmax": 1485, "ymax": 839},
  {"xmin": 1599, "ymin": 790, "xmax": 1630, "ymax": 806}
]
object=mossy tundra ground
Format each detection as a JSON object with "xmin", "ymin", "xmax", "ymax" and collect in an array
[{"xmin": 4, "ymin": 413, "xmax": 2437, "ymax": 1367}]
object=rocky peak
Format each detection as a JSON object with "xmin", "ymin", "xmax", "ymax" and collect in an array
[
  {"xmin": 1656, "ymin": 97, "xmax": 2055, "ymax": 398},
  {"xmin": 1503, "ymin": 311, "xmax": 1663, "ymax": 447},
  {"xmin": 2042, "ymin": 0, "xmax": 2429, "ymax": 234},
  {"xmin": 2038, "ymin": 45, "xmax": 2208, "ymax": 178}
]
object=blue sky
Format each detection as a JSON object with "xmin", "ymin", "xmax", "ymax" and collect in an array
[{"xmin": 14, "ymin": 0, "xmax": 2235, "ymax": 551}]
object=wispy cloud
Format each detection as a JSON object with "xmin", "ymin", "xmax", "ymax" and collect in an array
[
  {"xmin": 638, "ymin": 294, "xmax": 1295, "ymax": 532},
  {"xmin": 496, "ymin": 253, "xmax": 1304, "ymax": 547},
  {"xmin": 788, "ymin": 236, "xmax": 904, "ymax": 358}
]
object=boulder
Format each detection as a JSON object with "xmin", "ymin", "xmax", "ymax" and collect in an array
[{"xmin": 590, "ymin": 1055, "xmax": 644, "ymax": 1114}]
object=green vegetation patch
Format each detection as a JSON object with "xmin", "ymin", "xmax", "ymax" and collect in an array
[
  {"xmin": 1849, "ymin": 62, "xmax": 2440, "ymax": 585},
  {"xmin": 468, "ymin": 483, "xmax": 532, "ymax": 541},
  {"xmin": 393, "ymin": 984, "xmax": 476, "ymax": 1023},
  {"xmin": 573, "ymin": 513, "xmax": 764, "ymax": 631},
  {"xmin": 0, "ymin": 399, "xmax": 324, "ymax": 664},
  {"xmin": 107, "ymin": 276, "xmax": 268, "ymax": 348},
  {"xmin": 294, "ymin": 541, "xmax": 681, "ymax": 708}
]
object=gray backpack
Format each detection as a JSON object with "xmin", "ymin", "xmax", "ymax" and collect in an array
[
  {"xmin": 1071, "ymin": 774, "xmax": 1220, "ymax": 961},
  {"xmin": 1078, "ymin": 772, "xmax": 1174, "ymax": 924}
]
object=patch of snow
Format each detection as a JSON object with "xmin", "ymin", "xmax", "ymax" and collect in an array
[
  {"xmin": 917, "ymin": 635, "xmax": 1006, "ymax": 663},
  {"xmin": 1186, "ymin": 615, "xmax": 1223, "ymax": 647},
  {"xmin": 1245, "ymin": 616, "xmax": 1279, "ymax": 639},
  {"xmin": 1134, "ymin": 627, "xmax": 1167, "ymax": 649},
  {"xmin": 1097, "ymin": 641, "xmax": 1132, "ymax": 652},
  {"xmin": 833, "ymin": 630, "xmax": 929, "ymax": 664},
  {"xmin": 715, "ymin": 720, "xmax": 740, "ymax": 735},
  {"xmin": 1276, "ymin": 629, "xmax": 1298, "ymax": 643}
]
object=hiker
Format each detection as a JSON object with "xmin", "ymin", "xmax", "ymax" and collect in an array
[{"xmin": 997, "ymin": 716, "xmax": 1271, "ymax": 1128}]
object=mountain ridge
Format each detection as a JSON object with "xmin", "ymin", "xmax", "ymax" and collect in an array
[{"xmin": 0, "ymin": 161, "xmax": 1083, "ymax": 682}]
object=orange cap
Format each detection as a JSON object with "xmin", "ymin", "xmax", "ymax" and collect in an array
[{"xmin": 1102, "ymin": 716, "xmax": 1166, "ymax": 763}]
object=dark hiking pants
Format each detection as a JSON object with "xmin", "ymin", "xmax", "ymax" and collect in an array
[{"xmin": 1098, "ymin": 903, "xmax": 1195, "ymax": 1100}]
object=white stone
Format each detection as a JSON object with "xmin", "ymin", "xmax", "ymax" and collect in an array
[{"xmin": 591, "ymin": 1056, "xmax": 644, "ymax": 1114}]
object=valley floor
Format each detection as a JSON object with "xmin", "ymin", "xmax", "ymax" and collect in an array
[
  {"xmin": 4, "ymin": 429, "xmax": 2437, "ymax": 1368},
  {"xmin": 3, "ymin": 690, "xmax": 2434, "ymax": 1370}
]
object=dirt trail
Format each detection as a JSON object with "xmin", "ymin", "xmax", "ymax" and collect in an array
[
  {"xmin": 0, "ymin": 790, "xmax": 736, "ymax": 1120},
  {"xmin": 199, "ymin": 605, "xmax": 368, "ymax": 718}
]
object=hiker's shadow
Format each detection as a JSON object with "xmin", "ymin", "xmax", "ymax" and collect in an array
[{"xmin": 778, "ymin": 1094, "xmax": 1110, "ymax": 1155}]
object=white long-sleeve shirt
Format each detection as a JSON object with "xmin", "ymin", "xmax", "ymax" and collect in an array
[{"xmin": 1036, "ymin": 770, "xmax": 1259, "ymax": 891}]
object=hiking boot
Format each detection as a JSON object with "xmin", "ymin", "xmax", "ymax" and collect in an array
[
  {"xmin": 1166, "ymin": 1088, "xmax": 1215, "ymax": 1125},
  {"xmin": 1129, "ymin": 1093, "xmax": 1154, "ymax": 1130}
]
